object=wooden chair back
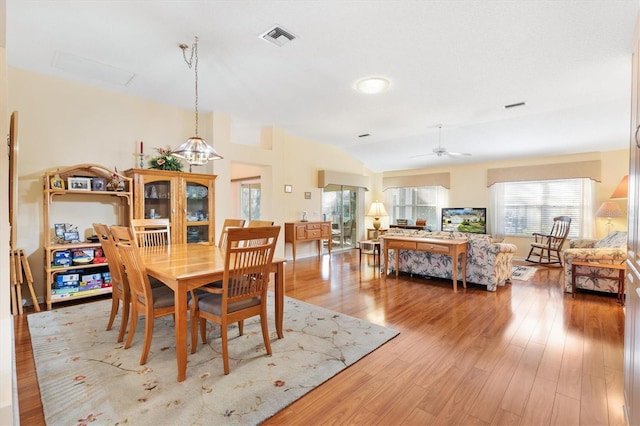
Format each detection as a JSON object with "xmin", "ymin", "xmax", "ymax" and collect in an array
[
  {"xmin": 111, "ymin": 224, "xmax": 175, "ymax": 364},
  {"xmin": 223, "ymin": 226, "xmax": 280, "ymax": 302},
  {"xmin": 247, "ymin": 219, "xmax": 275, "ymax": 227},
  {"xmin": 526, "ymin": 215, "xmax": 572, "ymax": 266},
  {"xmin": 131, "ymin": 218, "xmax": 171, "ymax": 247},
  {"xmin": 93, "ymin": 223, "xmax": 131, "ymax": 342},
  {"xmin": 218, "ymin": 218, "xmax": 246, "ymax": 248},
  {"xmin": 190, "ymin": 225, "xmax": 281, "ymax": 374},
  {"xmin": 545, "ymin": 216, "xmax": 572, "ymax": 249},
  {"xmin": 110, "ymin": 225, "xmax": 151, "ymax": 304},
  {"xmin": 93, "ymin": 223, "xmax": 127, "ymax": 294}
]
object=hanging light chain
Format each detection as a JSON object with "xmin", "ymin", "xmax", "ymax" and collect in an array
[{"xmin": 181, "ymin": 36, "xmax": 199, "ymax": 137}]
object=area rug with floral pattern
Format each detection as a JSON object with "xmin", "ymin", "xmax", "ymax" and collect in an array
[
  {"xmin": 28, "ymin": 295, "xmax": 399, "ymax": 425},
  {"xmin": 512, "ymin": 265, "xmax": 537, "ymax": 281}
]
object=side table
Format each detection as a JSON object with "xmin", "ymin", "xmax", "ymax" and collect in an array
[
  {"xmin": 359, "ymin": 240, "xmax": 381, "ymax": 267},
  {"xmin": 571, "ymin": 260, "xmax": 626, "ymax": 305}
]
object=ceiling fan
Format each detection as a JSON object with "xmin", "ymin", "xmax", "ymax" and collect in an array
[{"xmin": 409, "ymin": 125, "xmax": 472, "ymax": 159}]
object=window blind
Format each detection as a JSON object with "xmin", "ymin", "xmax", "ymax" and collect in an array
[{"xmin": 499, "ymin": 178, "xmax": 593, "ymax": 238}]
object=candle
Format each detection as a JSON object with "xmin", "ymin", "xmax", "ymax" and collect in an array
[{"xmin": 140, "ymin": 141, "xmax": 144, "ymax": 154}]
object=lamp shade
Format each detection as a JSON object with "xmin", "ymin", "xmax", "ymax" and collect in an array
[
  {"xmin": 610, "ymin": 175, "xmax": 628, "ymax": 199},
  {"xmin": 172, "ymin": 137, "xmax": 223, "ymax": 166},
  {"xmin": 595, "ymin": 201, "xmax": 624, "ymax": 218},
  {"xmin": 367, "ymin": 201, "xmax": 388, "ymax": 218}
]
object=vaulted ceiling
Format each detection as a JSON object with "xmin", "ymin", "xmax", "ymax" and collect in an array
[{"xmin": 7, "ymin": 1, "xmax": 638, "ymax": 172}]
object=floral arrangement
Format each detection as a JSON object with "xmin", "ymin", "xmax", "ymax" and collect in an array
[{"xmin": 149, "ymin": 146, "xmax": 183, "ymax": 171}]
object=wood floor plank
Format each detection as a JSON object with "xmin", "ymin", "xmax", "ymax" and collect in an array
[
  {"xmin": 550, "ymin": 393, "xmax": 581, "ymax": 426},
  {"xmin": 583, "ymin": 301, "xmax": 606, "ymax": 379},
  {"xmin": 431, "ymin": 367, "xmax": 489, "ymax": 425},
  {"xmin": 536, "ymin": 307, "xmax": 568, "ymax": 382},
  {"xmin": 374, "ymin": 383, "xmax": 431, "ymax": 425},
  {"xmin": 520, "ymin": 375, "xmax": 557, "ymax": 425},
  {"xmin": 557, "ymin": 331, "xmax": 584, "ymax": 399},
  {"xmin": 14, "ymin": 254, "xmax": 626, "ymax": 426},
  {"xmin": 605, "ymin": 367, "xmax": 626, "ymax": 426},
  {"xmin": 600, "ymin": 302, "xmax": 625, "ymax": 371},
  {"xmin": 581, "ymin": 374, "xmax": 609, "ymax": 426},
  {"xmin": 467, "ymin": 344, "xmax": 524, "ymax": 423},
  {"xmin": 403, "ymin": 407, "xmax": 437, "ymax": 425},
  {"xmin": 490, "ymin": 408, "xmax": 521, "ymax": 425},
  {"xmin": 499, "ymin": 341, "xmax": 545, "ymax": 416}
]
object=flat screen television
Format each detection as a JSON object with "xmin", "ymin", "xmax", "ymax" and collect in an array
[{"xmin": 441, "ymin": 207, "xmax": 487, "ymax": 234}]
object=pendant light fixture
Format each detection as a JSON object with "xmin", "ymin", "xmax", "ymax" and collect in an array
[{"xmin": 172, "ymin": 36, "xmax": 223, "ymax": 168}]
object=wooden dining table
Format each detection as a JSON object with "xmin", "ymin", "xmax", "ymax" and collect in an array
[{"xmin": 140, "ymin": 243, "xmax": 286, "ymax": 382}]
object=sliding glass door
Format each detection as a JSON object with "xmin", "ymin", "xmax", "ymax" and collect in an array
[{"xmin": 322, "ymin": 184, "xmax": 358, "ymax": 250}]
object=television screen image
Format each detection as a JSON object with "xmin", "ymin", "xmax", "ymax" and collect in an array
[{"xmin": 441, "ymin": 207, "xmax": 487, "ymax": 234}]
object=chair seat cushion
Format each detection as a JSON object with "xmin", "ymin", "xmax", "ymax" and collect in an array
[
  {"xmin": 197, "ymin": 293, "xmax": 261, "ymax": 316},
  {"xmin": 151, "ymin": 286, "xmax": 175, "ymax": 309}
]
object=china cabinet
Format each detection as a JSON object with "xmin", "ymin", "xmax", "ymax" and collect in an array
[
  {"xmin": 124, "ymin": 168, "xmax": 216, "ymax": 244},
  {"xmin": 43, "ymin": 164, "xmax": 132, "ymax": 309}
]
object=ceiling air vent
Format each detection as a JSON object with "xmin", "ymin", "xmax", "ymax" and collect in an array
[{"xmin": 260, "ymin": 25, "xmax": 296, "ymax": 47}]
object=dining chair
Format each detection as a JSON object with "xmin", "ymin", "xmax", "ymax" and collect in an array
[
  {"xmin": 111, "ymin": 225, "xmax": 176, "ymax": 365},
  {"xmin": 130, "ymin": 218, "xmax": 171, "ymax": 247},
  {"xmin": 218, "ymin": 218, "xmax": 246, "ymax": 249},
  {"xmin": 93, "ymin": 223, "xmax": 130, "ymax": 343},
  {"xmin": 190, "ymin": 225, "xmax": 281, "ymax": 375},
  {"xmin": 247, "ymin": 219, "xmax": 275, "ymax": 227},
  {"xmin": 526, "ymin": 215, "xmax": 572, "ymax": 266}
]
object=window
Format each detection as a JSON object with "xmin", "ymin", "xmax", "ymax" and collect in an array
[
  {"xmin": 322, "ymin": 184, "xmax": 359, "ymax": 249},
  {"xmin": 240, "ymin": 183, "xmax": 261, "ymax": 220},
  {"xmin": 385, "ymin": 186, "xmax": 447, "ymax": 230},
  {"xmin": 491, "ymin": 178, "xmax": 595, "ymax": 239}
]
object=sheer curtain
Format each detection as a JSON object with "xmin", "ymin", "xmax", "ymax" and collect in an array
[{"xmin": 490, "ymin": 183, "xmax": 505, "ymax": 239}]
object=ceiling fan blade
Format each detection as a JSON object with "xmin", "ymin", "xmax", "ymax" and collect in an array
[
  {"xmin": 447, "ymin": 151, "xmax": 472, "ymax": 157},
  {"xmin": 408, "ymin": 152, "xmax": 436, "ymax": 158}
]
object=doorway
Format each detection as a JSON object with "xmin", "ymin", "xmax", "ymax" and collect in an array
[{"xmin": 322, "ymin": 184, "xmax": 358, "ymax": 250}]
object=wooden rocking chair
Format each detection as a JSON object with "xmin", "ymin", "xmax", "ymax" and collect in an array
[{"xmin": 526, "ymin": 215, "xmax": 572, "ymax": 266}]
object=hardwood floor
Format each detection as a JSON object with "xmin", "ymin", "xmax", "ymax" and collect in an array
[{"xmin": 14, "ymin": 250, "xmax": 625, "ymax": 425}]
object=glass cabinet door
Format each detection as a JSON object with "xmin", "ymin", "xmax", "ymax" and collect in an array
[
  {"xmin": 143, "ymin": 178, "xmax": 172, "ymax": 220},
  {"xmin": 184, "ymin": 180, "xmax": 210, "ymax": 243}
]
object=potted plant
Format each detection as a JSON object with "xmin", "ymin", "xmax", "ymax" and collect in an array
[{"xmin": 149, "ymin": 146, "xmax": 183, "ymax": 171}]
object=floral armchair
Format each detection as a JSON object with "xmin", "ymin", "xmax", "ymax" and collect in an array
[
  {"xmin": 562, "ymin": 230, "xmax": 628, "ymax": 294},
  {"xmin": 380, "ymin": 230, "xmax": 517, "ymax": 291}
]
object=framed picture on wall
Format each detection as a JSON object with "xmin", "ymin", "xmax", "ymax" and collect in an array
[
  {"xmin": 284, "ymin": 184, "xmax": 292, "ymax": 193},
  {"xmin": 304, "ymin": 192, "xmax": 311, "ymax": 199}
]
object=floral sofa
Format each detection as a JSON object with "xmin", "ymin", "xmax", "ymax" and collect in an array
[
  {"xmin": 380, "ymin": 229, "xmax": 517, "ymax": 291},
  {"xmin": 562, "ymin": 230, "xmax": 627, "ymax": 294}
]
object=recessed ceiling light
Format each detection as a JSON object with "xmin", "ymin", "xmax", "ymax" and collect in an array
[{"xmin": 355, "ymin": 77, "xmax": 390, "ymax": 94}]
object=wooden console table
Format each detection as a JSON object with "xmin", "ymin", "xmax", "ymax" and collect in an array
[
  {"xmin": 382, "ymin": 236, "xmax": 468, "ymax": 292},
  {"xmin": 284, "ymin": 221, "xmax": 331, "ymax": 263}
]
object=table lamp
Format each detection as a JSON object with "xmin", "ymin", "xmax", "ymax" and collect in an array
[
  {"xmin": 367, "ymin": 200, "xmax": 388, "ymax": 241},
  {"xmin": 610, "ymin": 175, "xmax": 628, "ymax": 199},
  {"xmin": 596, "ymin": 201, "xmax": 624, "ymax": 235}
]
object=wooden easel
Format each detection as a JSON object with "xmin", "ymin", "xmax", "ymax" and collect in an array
[
  {"xmin": 8, "ymin": 111, "xmax": 40, "ymax": 314},
  {"xmin": 9, "ymin": 249, "xmax": 39, "ymax": 315}
]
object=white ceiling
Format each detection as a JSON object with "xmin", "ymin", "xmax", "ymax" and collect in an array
[{"xmin": 6, "ymin": 1, "xmax": 639, "ymax": 172}]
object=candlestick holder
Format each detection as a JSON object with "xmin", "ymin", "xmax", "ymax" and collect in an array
[{"xmin": 139, "ymin": 153, "xmax": 144, "ymax": 168}]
